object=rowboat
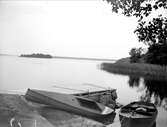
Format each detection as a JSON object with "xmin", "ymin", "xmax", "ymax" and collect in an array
[
  {"xmin": 53, "ymin": 84, "xmax": 117, "ymax": 107},
  {"xmin": 74, "ymin": 89, "xmax": 117, "ymax": 108},
  {"xmin": 119, "ymin": 101, "xmax": 158, "ymax": 127},
  {"xmin": 25, "ymin": 89, "xmax": 116, "ymax": 124}
]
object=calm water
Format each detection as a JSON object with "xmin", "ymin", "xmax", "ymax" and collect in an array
[{"xmin": 0, "ymin": 55, "xmax": 167, "ymax": 127}]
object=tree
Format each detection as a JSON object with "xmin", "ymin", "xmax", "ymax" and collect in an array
[
  {"xmin": 129, "ymin": 47, "xmax": 143, "ymax": 63},
  {"xmin": 144, "ymin": 43, "xmax": 167, "ymax": 65},
  {"xmin": 106, "ymin": 0, "xmax": 167, "ymax": 65},
  {"xmin": 106, "ymin": 0, "xmax": 167, "ymax": 21},
  {"xmin": 135, "ymin": 16, "xmax": 167, "ymax": 65}
]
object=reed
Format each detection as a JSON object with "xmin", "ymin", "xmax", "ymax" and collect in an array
[{"xmin": 101, "ymin": 62, "xmax": 167, "ymax": 80}]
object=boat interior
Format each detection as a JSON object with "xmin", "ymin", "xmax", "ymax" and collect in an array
[
  {"xmin": 121, "ymin": 102, "xmax": 157, "ymax": 116},
  {"xmin": 76, "ymin": 97, "xmax": 102, "ymax": 112}
]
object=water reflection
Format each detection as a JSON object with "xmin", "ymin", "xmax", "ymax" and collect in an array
[
  {"xmin": 128, "ymin": 75, "xmax": 140, "ymax": 88},
  {"xmin": 128, "ymin": 75, "xmax": 167, "ymax": 110}
]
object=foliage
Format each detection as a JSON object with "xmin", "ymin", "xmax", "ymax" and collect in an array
[
  {"xmin": 106, "ymin": 0, "xmax": 167, "ymax": 20},
  {"xmin": 135, "ymin": 16, "xmax": 167, "ymax": 65},
  {"xmin": 129, "ymin": 47, "xmax": 143, "ymax": 63},
  {"xmin": 20, "ymin": 53, "xmax": 52, "ymax": 58},
  {"xmin": 135, "ymin": 17, "xmax": 167, "ymax": 46},
  {"xmin": 144, "ymin": 43, "xmax": 167, "ymax": 65},
  {"xmin": 106, "ymin": 0, "xmax": 167, "ymax": 65}
]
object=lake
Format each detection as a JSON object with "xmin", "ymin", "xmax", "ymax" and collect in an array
[{"xmin": 0, "ymin": 55, "xmax": 166, "ymax": 127}]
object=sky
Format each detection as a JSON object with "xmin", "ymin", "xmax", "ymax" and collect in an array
[{"xmin": 0, "ymin": 0, "xmax": 145, "ymax": 59}]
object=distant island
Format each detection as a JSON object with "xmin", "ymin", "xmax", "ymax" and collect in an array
[
  {"xmin": 19, "ymin": 54, "xmax": 115, "ymax": 61},
  {"xmin": 20, "ymin": 53, "xmax": 53, "ymax": 58}
]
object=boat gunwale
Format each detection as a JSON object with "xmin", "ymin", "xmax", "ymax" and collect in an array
[{"xmin": 73, "ymin": 89, "xmax": 116, "ymax": 96}]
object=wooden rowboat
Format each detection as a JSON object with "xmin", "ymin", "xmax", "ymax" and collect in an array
[
  {"xmin": 119, "ymin": 101, "xmax": 158, "ymax": 127},
  {"xmin": 53, "ymin": 84, "xmax": 117, "ymax": 108},
  {"xmin": 25, "ymin": 89, "xmax": 116, "ymax": 124},
  {"xmin": 74, "ymin": 89, "xmax": 117, "ymax": 108}
]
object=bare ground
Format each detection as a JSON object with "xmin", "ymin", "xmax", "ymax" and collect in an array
[{"xmin": 0, "ymin": 93, "xmax": 105, "ymax": 127}]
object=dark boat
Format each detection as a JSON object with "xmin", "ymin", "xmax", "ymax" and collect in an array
[
  {"xmin": 25, "ymin": 89, "xmax": 116, "ymax": 124},
  {"xmin": 119, "ymin": 101, "xmax": 158, "ymax": 127}
]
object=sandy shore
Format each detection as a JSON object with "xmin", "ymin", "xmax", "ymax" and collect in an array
[{"xmin": 0, "ymin": 93, "xmax": 105, "ymax": 127}]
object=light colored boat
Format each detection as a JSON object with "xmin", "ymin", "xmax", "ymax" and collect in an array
[
  {"xmin": 74, "ymin": 89, "xmax": 117, "ymax": 108},
  {"xmin": 25, "ymin": 89, "xmax": 116, "ymax": 124},
  {"xmin": 119, "ymin": 101, "xmax": 158, "ymax": 127}
]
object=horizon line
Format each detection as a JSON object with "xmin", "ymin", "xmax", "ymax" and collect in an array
[{"xmin": 0, "ymin": 53, "xmax": 117, "ymax": 61}]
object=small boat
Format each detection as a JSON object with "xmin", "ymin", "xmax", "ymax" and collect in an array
[
  {"xmin": 119, "ymin": 101, "xmax": 158, "ymax": 127},
  {"xmin": 74, "ymin": 89, "xmax": 117, "ymax": 108},
  {"xmin": 25, "ymin": 89, "xmax": 116, "ymax": 124},
  {"xmin": 53, "ymin": 84, "xmax": 117, "ymax": 107}
]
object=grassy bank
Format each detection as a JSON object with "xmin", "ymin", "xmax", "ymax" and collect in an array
[{"xmin": 101, "ymin": 62, "xmax": 167, "ymax": 80}]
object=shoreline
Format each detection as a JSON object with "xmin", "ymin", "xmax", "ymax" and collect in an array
[
  {"xmin": 0, "ymin": 93, "xmax": 105, "ymax": 127},
  {"xmin": 0, "ymin": 54, "xmax": 116, "ymax": 62},
  {"xmin": 101, "ymin": 62, "xmax": 167, "ymax": 81}
]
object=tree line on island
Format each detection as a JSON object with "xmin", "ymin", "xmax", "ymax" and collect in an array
[{"xmin": 20, "ymin": 53, "xmax": 53, "ymax": 58}]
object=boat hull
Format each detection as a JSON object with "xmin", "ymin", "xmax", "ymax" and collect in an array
[
  {"xmin": 119, "ymin": 101, "xmax": 157, "ymax": 127},
  {"xmin": 25, "ymin": 89, "xmax": 116, "ymax": 124},
  {"xmin": 119, "ymin": 114, "xmax": 156, "ymax": 127}
]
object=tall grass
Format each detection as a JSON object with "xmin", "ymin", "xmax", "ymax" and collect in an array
[{"xmin": 101, "ymin": 62, "xmax": 167, "ymax": 80}]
